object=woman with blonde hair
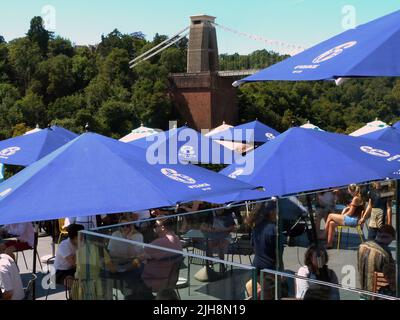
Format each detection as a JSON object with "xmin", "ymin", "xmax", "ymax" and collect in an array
[{"xmin": 324, "ymin": 184, "xmax": 364, "ymax": 249}]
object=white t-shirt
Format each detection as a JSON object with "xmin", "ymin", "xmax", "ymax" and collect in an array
[
  {"xmin": 108, "ymin": 231, "xmax": 144, "ymax": 260},
  {"xmin": 0, "ymin": 254, "xmax": 24, "ymax": 300},
  {"xmin": 295, "ymin": 266, "xmax": 317, "ymax": 299},
  {"xmin": 5, "ymin": 223, "xmax": 35, "ymax": 247},
  {"xmin": 54, "ymin": 238, "xmax": 77, "ymax": 271}
]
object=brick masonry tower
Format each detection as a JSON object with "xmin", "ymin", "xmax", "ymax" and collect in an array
[{"xmin": 170, "ymin": 15, "xmax": 238, "ymax": 130}]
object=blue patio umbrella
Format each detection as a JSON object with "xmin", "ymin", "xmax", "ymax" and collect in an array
[
  {"xmin": 211, "ymin": 120, "xmax": 280, "ymax": 143},
  {"xmin": 361, "ymin": 126, "xmax": 400, "ymax": 144},
  {"xmin": 393, "ymin": 122, "xmax": 400, "ymax": 130},
  {"xmin": 218, "ymin": 127, "xmax": 400, "ymax": 199},
  {"xmin": 235, "ymin": 10, "xmax": 400, "ymax": 84},
  {"xmin": 130, "ymin": 126, "xmax": 241, "ymax": 164},
  {"xmin": 0, "ymin": 126, "xmax": 78, "ymax": 167},
  {"xmin": 0, "ymin": 133, "xmax": 257, "ymax": 225}
]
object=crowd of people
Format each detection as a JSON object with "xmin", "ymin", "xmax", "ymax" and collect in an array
[{"xmin": 0, "ymin": 180, "xmax": 398, "ymax": 300}]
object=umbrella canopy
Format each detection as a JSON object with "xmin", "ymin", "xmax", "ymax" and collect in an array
[
  {"xmin": 220, "ymin": 127, "xmax": 400, "ymax": 198},
  {"xmin": 211, "ymin": 120, "xmax": 280, "ymax": 143},
  {"xmin": 235, "ymin": 10, "xmax": 400, "ymax": 84},
  {"xmin": 0, "ymin": 126, "xmax": 78, "ymax": 166},
  {"xmin": 0, "ymin": 133, "xmax": 256, "ymax": 225},
  {"xmin": 205, "ymin": 123, "xmax": 253, "ymax": 154},
  {"xmin": 130, "ymin": 126, "xmax": 241, "ymax": 165},
  {"xmin": 300, "ymin": 121, "xmax": 324, "ymax": 131},
  {"xmin": 24, "ymin": 125, "xmax": 42, "ymax": 136},
  {"xmin": 213, "ymin": 140, "xmax": 255, "ymax": 154},
  {"xmin": 361, "ymin": 126, "xmax": 400, "ymax": 144},
  {"xmin": 120, "ymin": 125, "xmax": 161, "ymax": 143},
  {"xmin": 350, "ymin": 119, "xmax": 389, "ymax": 137},
  {"xmin": 393, "ymin": 121, "xmax": 400, "ymax": 130},
  {"xmin": 204, "ymin": 122, "xmax": 233, "ymax": 137}
]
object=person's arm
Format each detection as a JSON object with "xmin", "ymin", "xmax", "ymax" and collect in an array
[
  {"xmin": 387, "ymin": 199, "xmax": 393, "ymax": 226},
  {"xmin": 359, "ymin": 199, "xmax": 372, "ymax": 225},
  {"xmin": 65, "ymin": 254, "xmax": 76, "ymax": 266}
]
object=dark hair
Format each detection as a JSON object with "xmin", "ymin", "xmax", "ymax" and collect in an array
[
  {"xmin": 67, "ymin": 224, "xmax": 85, "ymax": 239},
  {"xmin": 304, "ymin": 245, "xmax": 329, "ymax": 272},
  {"xmin": 246, "ymin": 201, "xmax": 276, "ymax": 228},
  {"xmin": 378, "ymin": 225, "xmax": 396, "ymax": 238},
  {"xmin": 157, "ymin": 218, "xmax": 175, "ymax": 231}
]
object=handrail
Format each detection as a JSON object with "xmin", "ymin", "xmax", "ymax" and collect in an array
[
  {"xmin": 261, "ymin": 268, "xmax": 399, "ymax": 300},
  {"xmin": 81, "ymin": 229, "xmax": 256, "ymax": 270}
]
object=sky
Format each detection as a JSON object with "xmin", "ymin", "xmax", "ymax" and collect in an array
[{"xmin": 1, "ymin": 0, "xmax": 400, "ymax": 55}]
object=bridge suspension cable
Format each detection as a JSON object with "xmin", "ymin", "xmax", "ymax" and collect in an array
[
  {"xmin": 129, "ymin": 26, "xmax": 190, "ymax": 68},
  {"xmin": 212, "ymin": 22, "xmax": 306, "ymax": 56}
]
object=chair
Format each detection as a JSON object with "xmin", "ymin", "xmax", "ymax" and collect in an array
[
  {"xmin": 15, "ymin": 246, "xmax": 43, "ymax": 272},
  {"xmin": 23, "ymin": 273, "xmax": 37, "ymax": 300},
  {"xmin": 336, "ymin": 225, "xmax": 365, "ymax": 250},
  {"xmin": 164, "ymin": 256, "xmax": 184, "ymax": 299},
  {"xmin": 58, "ymin": 218, "xmax": 68, "ymax": 245},
  {"xmin": 228, "ymin": 235, "xmax": 254, "ymax": 265},
  {"xmin": 372, "ymin": 272, "xmax": 389, "ymax": 300}
]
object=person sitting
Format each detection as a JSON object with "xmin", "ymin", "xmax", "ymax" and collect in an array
[
  {"xmin": 140, "ymin": 218, "xmax": 183, "ymax": 293},
  {"xmin": 296, "ymin": 245, "xmax": 339, "ymax": 300},
  {"xmin": 54, "ymin": 224, "xmax": 84, "ymax": 287},
  {"xmin": 107, "ymin": 217, "xmax": 144, "ymax": 273},
  {"xmin": 359, "ymin": 182, "xmax": 393, "ymax": 240},
  {"xmin": 325, "ymin": 184, "xmax": 364, "ymax": 249},
  {"xmin": 200, "ymin": 206, "xmax": 235, "ymax": 266},
  {"xmin": 315, "ymin": 190, "xmax": 336, "ymax": 240},
  {"xmin": 358, "ymin": 225, "xmax": 395, "ymax": 297},
  {"xmin": 0, "ymin": 253, "xmax": 24, "ymax": 300},
  {"xmin": 377, "ymin": 262, "xmax": 396, "ymax": 298},
  {"xmin": 0, "ymin": 222, "xmax": 35, "ymax": 259}
]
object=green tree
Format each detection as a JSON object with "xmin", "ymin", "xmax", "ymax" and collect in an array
[
  {"xmin": 96, "ymin": 100, "xmax": 134, "ymax": 137},
  {"xmin": 13, "ymin": 92, "xmax": 47, "ymax": 127},
  {"xmin": 48, "ymin": 36, "xmax": 74, "ymax": 57},
  {"xmin": 26, "ymin": 16, "xmax": 53, "ymax": 55},
  {"xmin": 8, "ymin": 38, "xmax": 42, "ymax": 92}
]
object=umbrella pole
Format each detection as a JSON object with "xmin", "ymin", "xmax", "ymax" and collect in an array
[
  {"xmin": 306, "ymin": 195, "xmax": 318, "ymax": 246},
  {"xmin": 396, "ymin": 180, "xmax": 400, "ymax": 298},
  {"xmin": 32, "ymin": 223, "xmax": 39, "ymax": 300},
  {"xmin": 275, "ymin": 198, "xmax": 283, "ymax": 300}
]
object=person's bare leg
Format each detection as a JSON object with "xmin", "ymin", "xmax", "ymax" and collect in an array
[
  {"xmin": 326, "ymin": 215, "xmax": 345, "ymax": 247},
  {"xmin": 326, "ymin": 221, "xmax": 337, "ymax": 248}
]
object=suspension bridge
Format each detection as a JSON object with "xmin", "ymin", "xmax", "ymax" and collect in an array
[
  {"xmin": 128, "ymin": 14, "xmax": 306, "ymax": 131},
  {"xmin": 129, "ymin": 15, "xmax": 305, "ymax": 74}
]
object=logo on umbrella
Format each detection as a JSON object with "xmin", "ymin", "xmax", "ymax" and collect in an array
[
  {"xmin": 313, "ymin": 41, "xmax": 357, "ymax": 64},
  {"xmin": 360, "ymin": 146, "xmax": 391, "ymax": 158},
  {"xmin": 228, "ymin": 169, "xmax": 244, "ymax": 179},
  {"xmin": 0, "ymin": 146, "xmax": 21, "ymax": 159},
  {"xmin": 265, "ymin": 133, "xmax": 276, "ymax": 140},
  {"xmin": 161, "ymin": 168, "xmax": 197, "ymax": 184},
  {"xmin": 179, "ymin": 145, "xmax": 196, "ymax": 160}
]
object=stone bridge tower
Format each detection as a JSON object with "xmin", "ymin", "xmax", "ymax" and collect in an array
[{"xmin": 170, "ymin": 15, "xmax": 239, "ymax": 130}]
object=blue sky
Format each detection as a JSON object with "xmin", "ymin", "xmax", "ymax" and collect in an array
[{"xmin": 1, "ymin": 0, "xmax": 400, "ymax": 54}]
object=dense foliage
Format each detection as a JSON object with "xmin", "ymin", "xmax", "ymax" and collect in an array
[{"xmin": 1, "ymin": 17, "xmax": 400, "ymax": 140}]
